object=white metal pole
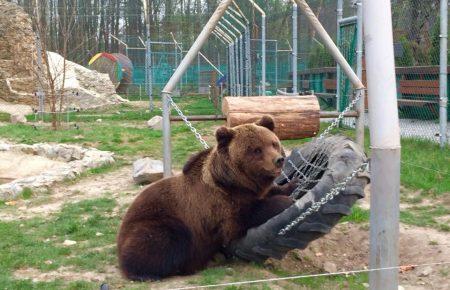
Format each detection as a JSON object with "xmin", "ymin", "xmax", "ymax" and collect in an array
[
  {"xmin": 247, "ymin": 0, "xmax": 266, "ymax": 95},
  {"xmin": 245, "ymin": 27, "xmax": 252, "ymax": 95},
  {"xmin": 142, "ymin": 0, "xmax": 153, "ymax": 111},
  {"xmin": 161, "ymin": 0, "xmax": 234, "ymax": 177},
  {"xmin": 294, "ymin": 0, "xmax": 364, "ymax": 89},
  {"xmin": 239, "ymin": 35, "xmax": 244, "ymax": 96},
  {"xmin": 364, "ymin": 1, "xmax": 401, "ymax": 289},
  {"xmin": 440, "ymin": 0, "xmax": 448, "ymax": 148},
  {"xmin": 292, "ymin": 2, "xmax": 298, "ymax": 94},
  {"xmin": 35, "ymin": 33, "xmax": 45, "ymax": 121},
  {"xmin": 355, "ymin": 0, "xmax": 365, "ymax": 146},
  {"xmin": 336, "ymin": 0, "xmax": 343, "ymax": 110},
  {"xmin": 262, "ymin": 15, "xmax": 267, "ymax": 95}
]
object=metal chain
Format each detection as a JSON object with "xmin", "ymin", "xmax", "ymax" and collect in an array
[
  {"xmin": 168, "ymin": 96, "xmax": 211, "ymax": 149},
  {"xmin": 318, "ymin": 88, "xmax": 364, "ymax": 139},
  {"xmin": 278, "ymin": 162, "xmax": 369, "ymax": 236},
  {"xmin": 280, "ymin": 88, "xmax": 365, "ymax": 184}
]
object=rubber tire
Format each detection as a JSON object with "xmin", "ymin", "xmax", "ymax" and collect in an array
[{"xmin": 227, "ymin": 136, "xmax": 370, "ymax": 262}]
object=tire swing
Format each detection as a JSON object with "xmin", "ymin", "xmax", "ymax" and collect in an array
[{"xmin": 227, "ymin": 135, "xmax": 370, "ymax": 262}]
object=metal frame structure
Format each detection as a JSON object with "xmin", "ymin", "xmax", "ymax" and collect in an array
[{"xmin": 161, "ymin": 2, "xmax": 400, "ymax": 290}]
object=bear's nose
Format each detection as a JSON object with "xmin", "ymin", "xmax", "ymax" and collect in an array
[{"xmin": 274, "ymin": 156, "xmax": 285, "ymax": 168}]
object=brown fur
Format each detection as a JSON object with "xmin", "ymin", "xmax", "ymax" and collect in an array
[{"xmin": 117, "ymin": 116, "xmax": 296, "ymax": 280}]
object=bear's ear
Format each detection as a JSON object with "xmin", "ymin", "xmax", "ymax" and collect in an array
[
  {"xmin": 256, "ymin": 115, "xmax": 275, "ymax": 131},
  {"xmin": 215, "ymin": 126, "xmax": 235, "ymax": 149}
]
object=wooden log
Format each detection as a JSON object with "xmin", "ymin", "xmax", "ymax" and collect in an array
[
  {"xmin": 222, "ymin": 96, "xmax": 320, "ymax": 140},
  {"xmin": 169, "ymin": 111, "xmax": 358, "ymax": 122}
]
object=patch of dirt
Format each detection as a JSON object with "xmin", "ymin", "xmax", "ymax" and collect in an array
[
  {"xmin": 267, "ymin": 222, "xmax": 450, "ymax": 290},
  {"xmin": 0, "ymin": 151, "xmax": 66, "ymax": 180},
  {"xmin": 13, "ymin": 266, "xmax": 116, "ymax": 283},
  {"xmin": 0, "ymin": 166, "xmax": 139, "ymax": 221}
]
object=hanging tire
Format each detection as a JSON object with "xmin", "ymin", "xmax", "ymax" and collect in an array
[{"xmin": 227, "ymin": 136, "xmax": 370, "ymax": 262}]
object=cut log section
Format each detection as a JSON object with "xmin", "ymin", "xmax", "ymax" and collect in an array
[{"xmin": 222, "ymin": 96, "xmax": 320, "ymax": 140}]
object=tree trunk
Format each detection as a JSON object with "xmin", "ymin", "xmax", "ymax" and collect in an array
[{"xmin": 222, "ymin": 96, "xmax": 320, "ymax": 140}]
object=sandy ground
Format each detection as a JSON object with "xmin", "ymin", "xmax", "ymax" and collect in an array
[
  {"xmin": 0, "ymin": 101, "xmax": 33, "ymax": 115},
  {"xmin": 0, "ymin": 151, "xmax": 66, "ymax": 181},
  {"xmin": 3, "ymin": 166, "xmax": 449, "ymax": 289}
]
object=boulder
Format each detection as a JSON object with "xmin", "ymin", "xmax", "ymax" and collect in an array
[
  {"xmin": 147, "ymin": 116, "xmax": 163, "ymax": 130},
  {"xmin": 46, "ymin": 51, "xmax": 128, "ymax": 110},
  {"xmin": 0, "ymin": 0, "xmax": 37, "ymax": 104},
  {"xmin": 132, "ymin": 158, "xmax": 164, "ymax": 185},
  {"xmin": 10, "ymin": 113, "xmax": 27, "ymax": 124}
]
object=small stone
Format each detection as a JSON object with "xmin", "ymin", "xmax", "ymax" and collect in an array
[
  {"xmin": 10, "ymin": 113, "xmax": 27, "ymax": 124},
  {"xmin": 44, "ymin": 260, "xmax": 53, "ymax": 265},
  {"xmin": 315, "ymin": 252, "xmax": 323, "ymax": 257},
  {"xmin": 62, "ymin": 239, "xmax": 77, "ymax": 246},
  {"xmin": 95, "ymin": 232, "xmax": 104, "ymax": 236},
  {"xmin": 147, "ymin": 116, "xmax": 163, "ymax": 130},
  {"xmin": 323, "ymin": 262, "xmax": 337, "ymax": 273},
  {"xmin": 418, "ymin": 266, "xmax": 433, "ymax": 277},
  {"xmin": 132, "ymin": 158, "xmax": 164, "ymax": 185},
  {"xmin": 96, "ymin": 119, "xmax": 102, "ymax": 123},
  {"xmin": 0, "ymin": 143, "xmax": 10, "ymax": 151},
  {"xmin": 362, "ymin": 283, "xmax": 369, "ymax": 288},
  {"xmin": 18, "ymin": 206, "xmax": 26, "ymax": 210}
]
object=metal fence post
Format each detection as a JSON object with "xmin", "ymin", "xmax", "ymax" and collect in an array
[
  {"xmin": 336, "ymin": 0, "xmax": 343, "ymax": 110},
  {"xmin": 35, "ymin": 33, "xmax": 45, "ymax": 121},
  {"xmin": 145, "ymin": 39, "xmax": 153, "ymax": 111},
  {"xmin": 239, "ymin": 35, "xmax": 244, "ymax": 96},
  {"xmin": 245, "ymin": 26, "xmax": 252, "ymax": 95},
  {"xmin": 275, "ymin": 40, "xmax": 278, "ymax": 91},
  {"xmin": 355, "ymin": 0, "xmax": 365, "ymax": 147},
  {"xmin": 262, "ymin": 15, "xmax": 266, "ymax": 95},
  {"xmin": 363, "ymin": 0, "xmax": 401, "ymax": 289},
  {"xmin": 440, "ymin": 0, "xmax": 448, "ymax": 148},
  {"xmin": 292, "ymin": 2, "xmax": 298, "ymax": 94}
]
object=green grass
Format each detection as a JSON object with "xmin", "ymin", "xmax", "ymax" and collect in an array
[
  {"xmin": 400, "ymin": 205, "xmax": 450, "ymax": 232},
  {"xmin": 0, "ymin": 112, "xmax": 10, "ymax": 122},
  {"xmin": 341, "ymin": 204, "xmax": 449, "ymax": 232},
  {"xmin": 341, "ymin": 206, "xmax": 370, "ymax": 224},
  {"xmin": 0, "ymin": 198, "xmax": 119, "ymax": 289},
  {"xmin": 21, "ymin": 188, "xmax": 34, "ymax": 200},
  {"xmin": 400, "ymin": 138, "xmax": 450, "ymax": 195}
]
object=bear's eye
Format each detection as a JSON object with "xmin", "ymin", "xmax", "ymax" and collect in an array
[
  {"xmin": 272, "ymin": 142, "xmax": 279, "ymax": 149},
  {"xmin": 253, "ymin": 147, "xmax": 262, "ymax": 154}
]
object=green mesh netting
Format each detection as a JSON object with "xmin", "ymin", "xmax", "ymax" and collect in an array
[{"xmin": 338, "ymin": 21, "xmax": 357, "ymax": 112}]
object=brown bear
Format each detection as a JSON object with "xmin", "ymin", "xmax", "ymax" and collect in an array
[{"xmin": 117, "ymin": 116, "xmax": 297, "ymax": 281}]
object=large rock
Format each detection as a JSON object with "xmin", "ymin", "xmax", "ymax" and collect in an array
[
  {"xmin": 147, "ymin": 116, "xmax": 163, "ymax": 130},
  {"xmin": 46, "ymin": 51, "xmax": 128, "ymax": 110},
  {"xmin": 132, "ymin": 158, "xmax": 164, "ymax": 185},
  {"xmin": 0, "ymin": 0, "xmax": 128, "ymax": 110},
  {"xmin": 10, "ymin": 113, "xmax": 27, "ymax": 124},
  {"xmin": 0, "ymin": 0, "xmax": 37, "ymax": 104}
]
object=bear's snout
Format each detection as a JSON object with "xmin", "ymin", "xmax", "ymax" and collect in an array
[{"xmin": 273, "ymin": 156, "xmax": 285, "ymax": 168}]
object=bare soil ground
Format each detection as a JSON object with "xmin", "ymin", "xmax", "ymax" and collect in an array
[
  {"xmin": 4, "ymin": 166, "xmax": 450, "ymax": 289},
  {"xmin": 0, "ymin": 151, "xmax": 66, "ymax": 181}
]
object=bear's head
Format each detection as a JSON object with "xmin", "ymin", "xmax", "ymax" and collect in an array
[{"xmin": 210, "ymin": 115, "xmax": 285, "ymax": 196}]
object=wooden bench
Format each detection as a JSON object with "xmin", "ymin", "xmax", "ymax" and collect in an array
[
  {"xmin": 398, "ymin": 80, "xmax": 439, "ymax": 115},
  {"xmin": 323, "ymin": 79, "xmax": 337, "ymax": 91}
]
